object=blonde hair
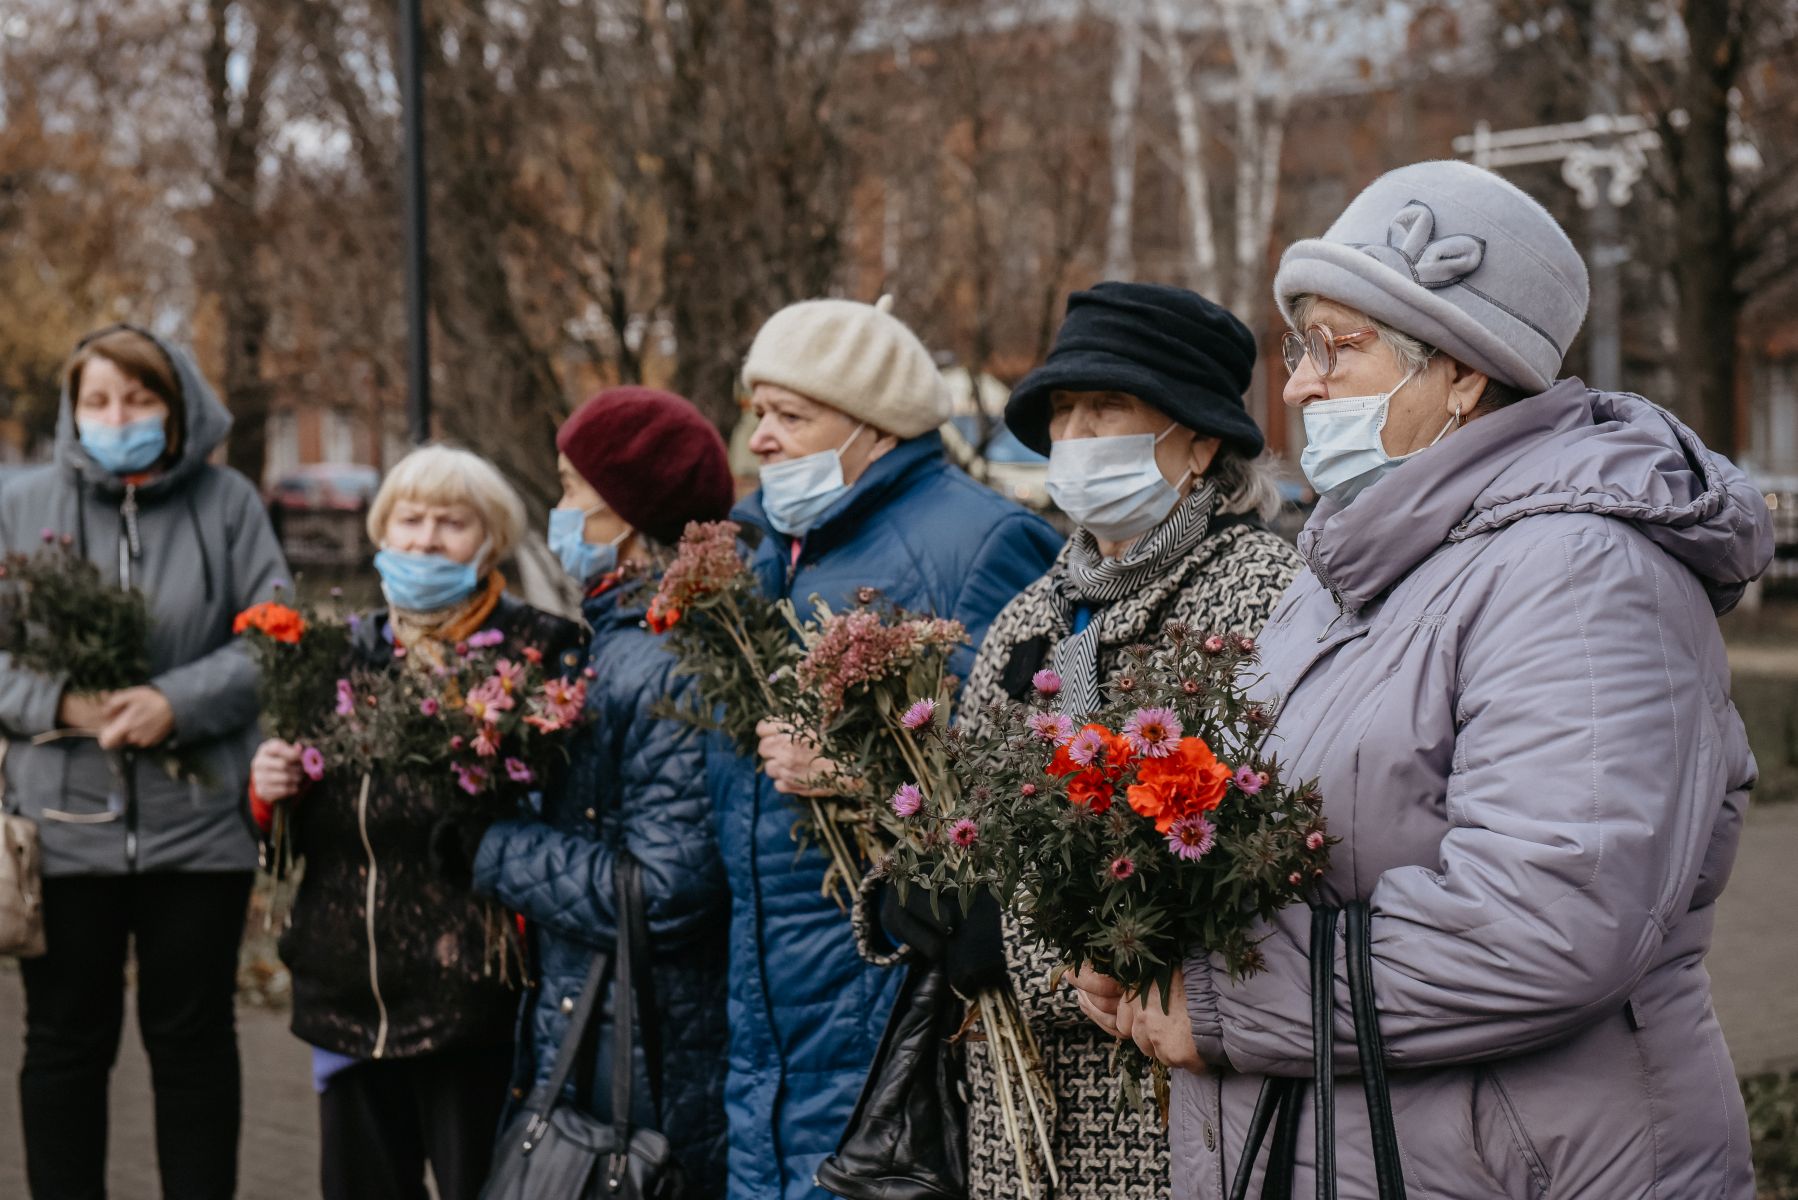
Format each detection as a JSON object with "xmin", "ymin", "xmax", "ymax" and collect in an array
[{"xmin": 367, "ymin": 445, "xmax": 527, "ymax": 571}]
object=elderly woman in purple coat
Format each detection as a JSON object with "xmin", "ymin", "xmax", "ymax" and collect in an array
[{"xmin": 1073, "ymin": 160, "xmax": 1773, "ymax": 1199}]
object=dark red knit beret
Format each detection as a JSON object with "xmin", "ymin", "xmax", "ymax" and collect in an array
[{"xmin": 556, "ymin": 387, "xmax": 734, "ymax": 545}]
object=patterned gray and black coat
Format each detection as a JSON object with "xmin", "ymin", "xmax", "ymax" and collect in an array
[{"xmin": 958, "ymin": 517, "xmax": 1301, "ymax": 1200}]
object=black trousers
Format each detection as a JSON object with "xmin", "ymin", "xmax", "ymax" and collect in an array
[
  {"xmin": 17, "ymin": 870, "xmax": 254, "ymax": 1200},
  {"xmin": 318, "ymin": 1043, "xmax": 513, "ymax": 1200}
]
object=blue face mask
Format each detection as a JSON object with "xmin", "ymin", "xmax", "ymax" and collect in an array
[
  {"xmin": 548, "ymin": 505, "xmax": 626, "ymax": 583},
  {"xmin": 1044, "ymin": 423, "xmax": 1190, "ymax": 546},
  {"xmin": 78, "ymin": 416, "xmax": 167, "ymax": 475},
  {"xmin": 373, "ymin": 546, "xmax": 484, "ymax": 613},
  {"xmin": 1299, "ymin": 370, "xmax": 1454, "ymax": 498},
  {"xmin": 759, "ymin": 423, "xmax": 866, "ymax": 537}
]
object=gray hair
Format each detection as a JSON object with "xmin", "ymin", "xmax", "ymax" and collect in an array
[
  {"xmin": 1207, "ymin": 445, "xmax": 1286, "ymax": 525},
  {"xmin": 1289, "ymin": 294, "xmax": 1523, "ymax": 414}
]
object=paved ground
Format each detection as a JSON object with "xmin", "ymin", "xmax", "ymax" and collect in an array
[{"xmin": 0, "ymin": 802, "xmax": 1793, "ymax": 1197}]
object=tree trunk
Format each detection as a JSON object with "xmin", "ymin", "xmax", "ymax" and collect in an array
[
  {"xmin": 1152, "ymin": 0, "xmax": 1218, "ymax": 296},
  {"xmin": 1103, "ymin": 6, "xmax": 1142, "ymax": 279},
  {"xmin": 205, "ymin": 0, "xmax": 275, "ymax": 484},
  {"xmin": 1672, "ymin": 0, "xmax": 1741, "ymax": 454}
]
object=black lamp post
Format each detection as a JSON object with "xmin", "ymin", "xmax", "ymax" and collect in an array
[{"xmin": 400, "ymin": 0, "xmax": 431, "ymax": 445}]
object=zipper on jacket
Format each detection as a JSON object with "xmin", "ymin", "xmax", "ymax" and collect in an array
[
  {"xmin": 355, "ymin": 773, "xmax": 391, "ymax": 1058},
  {"xmin": 118, "ymin": 482, "xmax": 140, "ymax": 588}
]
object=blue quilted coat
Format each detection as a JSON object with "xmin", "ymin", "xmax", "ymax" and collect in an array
[
  {"xmin": 711, "ymin": 433, "xmax": 1061, "ymax": 1200},
  {"xmin": 474, "ymin": 580, "xmax": 729, "ymax": 1195}
]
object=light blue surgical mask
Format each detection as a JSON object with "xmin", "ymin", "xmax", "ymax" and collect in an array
[
  {"xmin": 1299, "ymin": 370, "xmax": 1455, "ymax": 498},
  {"xmin": 374, "ymin": 544, "xmax": 486, "ymax": 613},
  {"xmin": 78, "ymin": 416, "xmax": 167, "ymax": 475},
  {"xmin": 1045, "ymin": 423, "xmax": 1191, "ymax": 546},
  {"xmin": 759, "ymin": 423, "xmax": 866, "ymax": 537},
  {"xmin": 548, "ymin": 505, "xmax": 628, "ymax": 583}
]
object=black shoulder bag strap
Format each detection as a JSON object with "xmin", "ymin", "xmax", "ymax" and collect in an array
[
  {"xmin": 605, "ymin": 855, "xmax": 667, "ymax": 1189},
  {"xmin": 622, "ymin": 855, "xmax": 665, "ymax": 1114},
  {"xmin": 1226, "ymin": 900, "xmax": 1405, "ymax": 1200},
  {"xmin": 520, "ymin": 946, "xmax": 612, "ymax": 1153}
]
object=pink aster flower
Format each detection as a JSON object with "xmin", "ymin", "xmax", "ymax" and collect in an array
[
  {"xmin": 1202, "ymin": 635, "xmax": 1227, "ymax": 655},
  {"xmin": 1234, "ymin": 764, "xmax": 1264, "ymax": 795},
  {"xmin": 504, "ymin": 757, "xmax": 534, "ymax": 784},
  {"xmin": 1108, "ymin": 855, "xmax": 1135, "ymax": 881},
  {"xmin": 468, "ymin": 629, "xmax": 505, "ymax": 649},
  {"xmin": 300, "ymin": 746, "xmax": 326, "ymax": 781},
  {"xmin": 890, "ymin": 783, "xmax": 923, "ymax": 817},
  {"xmin": 1027, "ymin": 711, "xmax": 1076, "ymax": 745},
  {"xmin": 493, "ymin": 658, "xmax": 526, "ymax": 691},
  {"xmin": 472, "ymin": 726, "xmax": 500, "ymax": 758},
  {"xmin": 1031, "ymin": 669, "xmax": 1062, "ymax": 698},
  {"xmin": 1166, "ymin": 813, "xmax": 1217, "ymax": 861},
  {"xmin": 452, "ymin": 762, "xmax": 489, "ymax": 795},
  {"xmin": 899, "ymin": 698, "xmax": 936, "ymax": 731},
  {"xmin": 1122, "ymin": 707, "xmax": 1183, "ymax": 758},
  {"xmin": 449, "ymin": 735, "xmax": 465, "ymax": 751},
  {"xmin": 334, "ymin": 679, "xmax": 355, "ymax": 716},
  {"xmin": 1306, "ymin": 830, "xmax": 1326, "ymax": 851},
  {"xmin": 949, "ymin": 818, "xmax": 979, "ymax": 847},
  {"xmin": 1067, "ymin": 726, "xmax": 1105, "ymax": 768},
  {"xmin": 419, "ymin": 697, "xmax": 440, "ymax": 717}
]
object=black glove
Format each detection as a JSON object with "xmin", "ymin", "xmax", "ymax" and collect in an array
[
  {"xmin": 877, "ymin": 883, "xmax": 1007, "ymax": 995},
  {"xmin": 428, "ymin": 813, "xmax": 496, "ymax": 891}
]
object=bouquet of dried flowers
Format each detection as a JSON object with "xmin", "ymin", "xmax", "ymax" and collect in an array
[
  {"xmin": 886, "ymin": 623, "xmax": 1332, "ymax": 1159},
  {"xmin": 775, "ymin": 596, "xmax": 966, "ymax": 902},
  {"xmin": 0, "ymin": 531, "xmax": 149, "ymax": 694},
  {"xmin": 647, "ymin": 520, "xmax": 795, "ymax": 753}
]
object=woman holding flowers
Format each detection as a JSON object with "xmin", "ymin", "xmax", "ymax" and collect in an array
[
  {"xmin": 470, "ymin": 387, "xmax": 736, "ymax": 1195},
  {"xmin": 713, "ymin": 295, "xmax": 1061, "ymax": 1200},
  {"xmin": 249, "ymin": 445, "xmax": 580, "ymax": 1200},
  {"xmin": 0, "ymin": 325, "xmax": 289, "ymax": 1200},
  {"xmin": 1073, "ymin": 162, "xmax": 1772, "ymax": 1198},
  {"xmin": 868, "ymin": 283, "xmax": 1301, "ymax": 1199}
]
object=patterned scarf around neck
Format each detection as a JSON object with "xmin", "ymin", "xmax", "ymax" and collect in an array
[
  {"xmin": 1048, "ymin": 481, "xmax": 1217, "ymax": 714},
  {"xmin": 389, "ymin": 569, "xmax": 507, "ymax": 669}
]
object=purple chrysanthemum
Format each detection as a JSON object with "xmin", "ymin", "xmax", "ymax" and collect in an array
[
  {"xmin": 334, "ymin": 679, "xmax": 355, "ymax": 716},
  {"xmin": 505, "ymin": 757, "xmax": 534, "ymax": 784},
  {"xmin": 1027, "ymin": 711, "xmax": 1075, "ymax": 744},
  {"xmin": 1122, "ymin": 707, "xmax": 1183, "ymax": 758},
  {"xmin": 419, "ymin": 697, "xmax": 440, "ymax": 717},
  {"xmin": 1031, "ymin": 669, "xmax": 1063, "ymax": 698},
  {"xmin": 1166, "ymin": 813, "xmax": 1217, "ymax": 861},
  {"xmin": 468, "ymin": 629, "xmax": 506, "ymax": 649},
  {"xmin": 899, "ymin": 698, "xmax": 937, "ymax": 731},
  {"xmin": 1234, "ymin": 764, "xmax": 1264, "ymax": 795},
  {"xmin": 890, "ymin": 783, "xmax": 923, "ymax": 817},
  {"xmin": 300, "ymin": 746, "xmax": 326, "ymax": 781},
  {"xmin": 1108, "ymin": 855, "xmax": 1135, "ymax": 881},
  {"xmin": 950, "ymin": 818, "xmax": 979, "ymax": 847},
  {"xmin": 1067, "ymin": 726, "xmax": 1105, "ymax": 768}
]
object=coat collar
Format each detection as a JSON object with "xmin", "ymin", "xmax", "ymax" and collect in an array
[{"xmin": 732, "ymin": 432, "xmax": 946, "ymax": 557}]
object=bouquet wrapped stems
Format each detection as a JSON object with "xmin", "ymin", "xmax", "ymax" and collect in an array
[{"xmin": 973, "ymin": 985, "xmax": 1060, "ymax": 1196}]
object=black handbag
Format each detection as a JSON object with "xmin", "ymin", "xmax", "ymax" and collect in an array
[
  {"xmin": 482, "ymin": 857, "xmax": 682, "ymax": 1200},
  {"xmin": 813, "ymin": 956, "xmax": 969, "ymax": 1200},
  {"xmin": 1229, "ymin": 900, "xmax": 1406, "ymax": 1200}
]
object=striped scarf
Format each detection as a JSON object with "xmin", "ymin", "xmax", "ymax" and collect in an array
[{"xmin": 1048, "ymin": 481, "xmax": 1218, "ymax": 715}]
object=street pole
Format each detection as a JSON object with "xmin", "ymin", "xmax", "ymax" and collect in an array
[
  {"xmin": 1585, "ymin": 0, "xmax": 1623, "ymax": 392},
  {"xmin": 401, "ymin": 0, "xmax": 431, "ymax": 445}
]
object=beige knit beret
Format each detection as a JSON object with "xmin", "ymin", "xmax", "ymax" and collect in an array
[{"xmin": 741, "ymin": 295, "xmax": 950, "ymax": 439}]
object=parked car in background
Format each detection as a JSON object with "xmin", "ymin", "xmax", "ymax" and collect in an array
[{"xmin": 266, "ymin": 462, "xmax": 381, "ymax": 568}]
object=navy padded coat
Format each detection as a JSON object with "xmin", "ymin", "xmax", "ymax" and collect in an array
[
  {"xmin": 474, "ymin": 581, "xmax": 729, "ymax": 1196},
  {"xmin": 709, "ymin": 433, "xmax": 1061, "ymax": 1200}
]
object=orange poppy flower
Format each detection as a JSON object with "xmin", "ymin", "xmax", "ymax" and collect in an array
[
  {"xmin": 1126, "ymin": 736, "xmax": 1231, "ymax": 832},
  {"xmin": 232, "ymin": 601, "xmax": 306, "ymax": 645}
]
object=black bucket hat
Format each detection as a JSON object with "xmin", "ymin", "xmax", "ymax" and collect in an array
[{"xmin": 1005, "ymin": 282, "xmax": 1264, "ymax": 456}]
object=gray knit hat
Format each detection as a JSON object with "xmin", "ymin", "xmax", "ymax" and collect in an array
[{"xmin": 1273, "ymin": 160, "xmax": 1589, "ymax": 394}]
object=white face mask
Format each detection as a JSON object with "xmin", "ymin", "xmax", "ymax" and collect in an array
[
  {"xmin": 759, "ymin": 423, "xmax": 866, "ymax": 537},
  {"xmin": 1045, "ymin": 423, "xmax": 1191, "ymax": 546},
  {"xmin": 1299, "ymin": 370, "xmax": 1456, "ymax": 498}
]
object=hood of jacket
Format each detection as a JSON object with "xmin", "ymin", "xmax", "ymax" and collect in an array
[
  {"xmin": 1299, "ymin": 379, "xmax": 1774, "ymax": 617},
  {"xmin": 55, "ymin": 324, "xmax": 234, "ymax": 500}
]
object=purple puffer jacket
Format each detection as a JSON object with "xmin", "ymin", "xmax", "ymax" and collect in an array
[{"xmin": 1171, "ymin": 381, "xmax": 1773, "ymax": 1200}]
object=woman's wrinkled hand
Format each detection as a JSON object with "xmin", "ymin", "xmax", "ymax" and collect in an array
[
  {"xmin": 755, "ymin": 718, "xmax": 845, "ymax": 797},
  {"xmin": 1070, "ymin": 965, "xmax": 1205, "ymax": 1071},
  {"xmin": 57, "ymin": 691, "xmax": 111, "ymax": 732},
  {"xmin": 97, "ymin": 686, "xmax": 175, "ymax": 750},
  {"xmin": 251, "ymin": 739, "xmax": 307, "ymax": 804}
]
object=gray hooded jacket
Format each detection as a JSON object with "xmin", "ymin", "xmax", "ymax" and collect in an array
[
  {"xmin": 0, "ymin": 328, "xmax": 289, "ymax": 876},
  {"xmin": 1171, "ymin": 382, "xmax": 1772, "ymax": 1199}
]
